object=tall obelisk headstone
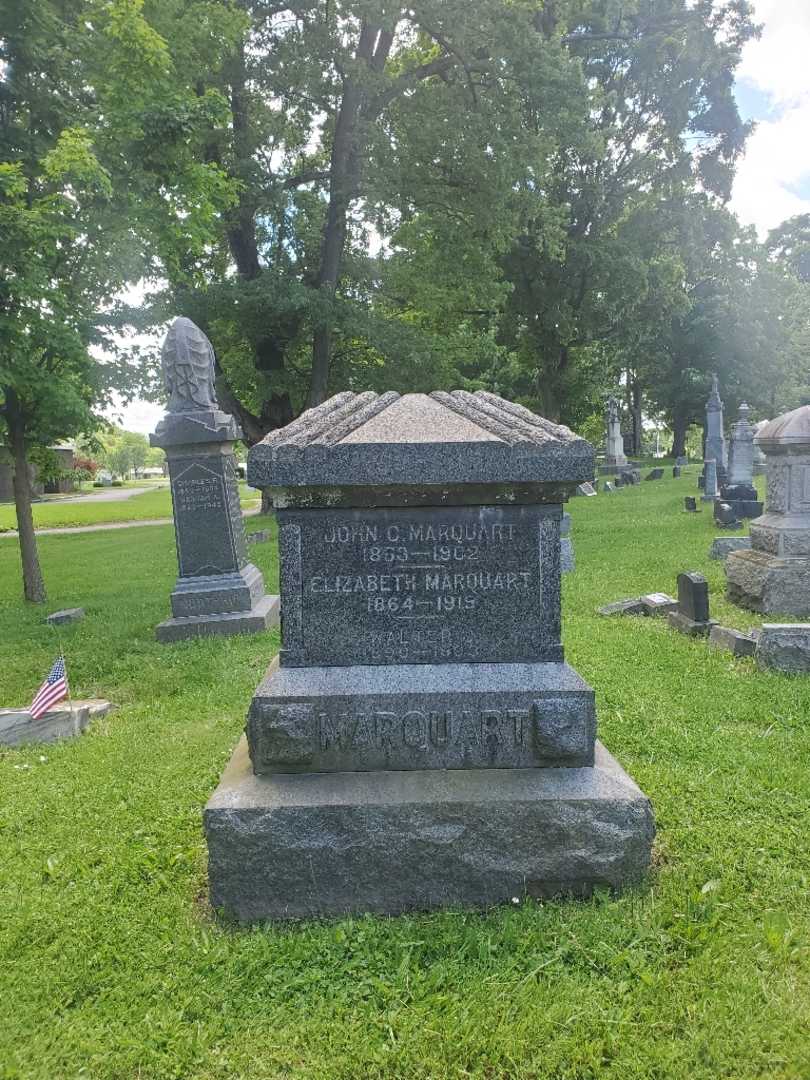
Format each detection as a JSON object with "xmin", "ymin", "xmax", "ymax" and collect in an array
[
  {"xmin": 151, "ymin": 317, "xmax": 279, "ymax": 642},
  {"xmin": 703, "ymin": 373, "xmax": 727, "ymax": 486},
  {"xmin": 726, "ymin": 404, "xmax": 810, "ymax": 614},
  {"xmin": 204, "ymin": 390, "xmax": 654, "ymax": 920}
]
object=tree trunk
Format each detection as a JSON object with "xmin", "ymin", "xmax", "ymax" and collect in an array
[
  {"xmin": 631, "ymin": 379, "xmax": 643, "ymax": 456},
  {"xmin": 309, "ymin": 22, "xmax": 387, "ymax": 407},
  {"xmin": 670, "ymin": 411, "xmax": 688, "ymax": 458},
  {"xmin": 6, "ymin": 389, "xmax": 46, "ymax": 603}
]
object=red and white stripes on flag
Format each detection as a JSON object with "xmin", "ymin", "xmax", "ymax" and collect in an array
[{"xmin": 29, "ymin": 656, "xmax": 69, "ymax": 720}]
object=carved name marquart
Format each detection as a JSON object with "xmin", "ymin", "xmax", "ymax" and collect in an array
[{"xmin": 248, "ymin": 695, "xmax": 590, "ymax": 773}]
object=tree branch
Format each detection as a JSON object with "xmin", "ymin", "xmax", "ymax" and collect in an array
[{"xmin": 282, "ymin": 169, "xmax": 330, "ymax": 188}]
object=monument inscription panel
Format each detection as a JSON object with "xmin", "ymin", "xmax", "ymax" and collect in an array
[
  {"xmin": 280, "ymin": 504, "xmax": 559, "ymax": 666},
  {"xmin": 171, "ymin": 457, "xmax": 246, "ymax": 577}
]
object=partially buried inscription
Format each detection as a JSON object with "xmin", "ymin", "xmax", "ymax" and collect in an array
[{"xmin": 280, "ymin": 505, "xmax": 558, "ymax": 665}]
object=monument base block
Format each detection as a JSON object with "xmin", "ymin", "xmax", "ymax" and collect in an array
[
  {"xmin": 247, "ymin": 658, "xmax": 597, "ymax": 772},
  {"xmin": 726, "ymin": 550, "xmax": 810, "ymax": 614},
  {"xmin": 156, "ymin": 595, "xmax": 279, "ymax": 643},
  {"xmin": 204, "ymin": 736, "xmax": 655, "ymax": 921},
  {"xmin": 667, "ymin": 611, "xmax": 717, "ymax": 638}
]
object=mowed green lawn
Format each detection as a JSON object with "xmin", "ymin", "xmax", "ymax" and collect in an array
[
  {"xmin": 0, "ymin": 484, "xmax": 259, "ymax": 532},
  {"xmin": 1, "ymin": 474, "xmax": 808, "ymax": 1080}
]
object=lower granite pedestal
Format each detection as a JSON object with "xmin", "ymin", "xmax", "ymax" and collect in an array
[
  {"xmin": 726, "ymin": 549, "xmax": 810, "ymax": 614},
  {"xmin": 204, "ymin": 736, "xmax": 655, "ymax": 921},
  {"xmin": 157, "ymin": 595, "xmax": 279, "ymax": 642}
]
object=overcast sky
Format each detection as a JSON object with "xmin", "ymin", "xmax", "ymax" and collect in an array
[{"xmin": 110, "ymin": 0, "xmax": 808, "ymax": 435}]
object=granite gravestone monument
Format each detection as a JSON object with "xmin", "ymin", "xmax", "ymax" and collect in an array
[
  {"xmin": 720, "ymin": 403, "xmax": 763, "ymax": 518},
  {"xmin": 150, "ymin": 318, "xmax": 279, "ymax": 642},
  {"xmin": 599, "ymin": 396, "xmax": 628, "ymax": 473},
  {"xmin": 703, "ymin": 373, "xmax": 727, "ymax": 486},
  {"xmin": 701, "ymin": 459, "xmax": 719, "ymax": 503},
  {"xmin": 668, "ymin": 571, "xmax": 716, "ymax": 637},
  {"xmin": 726, "ymin": 405, "xmax": 810, "ymax": 614},
  {"xmin": 204, "ymin": 391, "xmax": 654, "ymax": 920}
]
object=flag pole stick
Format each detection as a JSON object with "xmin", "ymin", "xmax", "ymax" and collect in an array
[{"xmin": 49, "ymin": 623, "xmax": 74, "ymax": 714}]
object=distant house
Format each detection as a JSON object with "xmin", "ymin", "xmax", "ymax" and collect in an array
[{"xmin": 0, "ymin": 444, "xmax": 77, "ymax": 502}]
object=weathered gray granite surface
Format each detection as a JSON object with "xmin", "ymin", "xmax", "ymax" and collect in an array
[
  {"xmin": 151, "ymin": 318, "xmax": 278, "ymax": 641},
  {"xmin": 708, "ymin": 626, "xmax": 757, "ymax": 657},
  {"xmin": 205, "ymin": 736, "xmax": 655, "ymax": 921},
  {"xmin": 756, "ymin": 624, "xmax": 810, "ymax": 672},
  {"xmin": 704, "ymin": 374, "xmax": 727, "ymax": 482},
  {"xmin": 248, "ymin": 391, "xmax": 594, "ymax": 490},
  {"xmin": 247, "ymin": 657, "xmax": 596, "ymax": 772},
  {"xmin": 46, "ymin": 608, "xmax": 85, "ymax": 626},
  {"xmin": 560, "ymin": 537, "xmax": 575, "ymax": 573},
  {"xmin": 727, "ymin": 405, "xmax": 810, "ymax": 614},
  {"xmin": 206, "ymin": 390, "xmax": 654, "ymax": 920},
  {"xmin": 709, "ymin": 537, "xmax": 751, "ymax": 560},
  {"xmin": 0, "ymin": 699, "xmax": 111, "ymax": 746},
  {"xmin": 277, "ymin": 503, "xmax": 563, "ymax": 666},
  {"xmin": 157, "ymin": 595, "xmax": 279, "ymax": 643}
]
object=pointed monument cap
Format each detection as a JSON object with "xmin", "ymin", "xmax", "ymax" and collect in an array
[
  {"xmin": 248, "ymin": 390, "xmax": 594, "ymax": 488},
  {"xmin": 755, "ymin": 404, "xmax": 810, "ymax": 453}
]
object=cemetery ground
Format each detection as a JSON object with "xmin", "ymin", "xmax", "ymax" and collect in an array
[{"xmin": 1, "ymin": 474, "xmax": 808, "ymax": 1080}]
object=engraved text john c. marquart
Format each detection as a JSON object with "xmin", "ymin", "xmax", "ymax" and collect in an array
[{"xmin": 298, "ymin": 509, "xmax": 543, "ymax": 663}]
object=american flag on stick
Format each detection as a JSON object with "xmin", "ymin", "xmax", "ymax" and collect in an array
[{"xmin": 29, "ymin": 656, "xmax": 69, "ymax": 720}]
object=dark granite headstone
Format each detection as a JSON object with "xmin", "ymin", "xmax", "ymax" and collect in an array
[
  {"xmin": 684, "ymin": 496, "xmax": 699, "ymax": 513},
  {"xmin": 668, "ymin": 571, "xmax": 716, "ymax": 637},
  {"xmin": 645, "ymin": 468, "xmax": 664, "ymax": 481},
  {"xmin": 204, "ymin": 391, "xmax": 655, "ymax": 920},
  {"xmin": 714, "ymin": 501, "xmax": 742, "ymax": 530},
  {"xmin": 672, "ymin": 466, "xmax": 681, "ymax": 478},
  {"xmin": 150, "ymin": 318, "xmax": 279, "ymax": 641}
]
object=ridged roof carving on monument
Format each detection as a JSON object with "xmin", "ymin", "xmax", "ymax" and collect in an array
[
  {"xmin": 756, "ymin": 404, "xmax": 810, "ymax": 447},
  {"xmin": 260, "ymin": 390, "xmax": 581, "ymax": 449}
]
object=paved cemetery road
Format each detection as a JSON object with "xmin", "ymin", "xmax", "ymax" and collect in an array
[
  {"xmin": 40, "ymin": 485, "xmax": 167, "ymax": 504},
  {"xmin": 0, "ymin": 507, "xmax": 260, "ymax": 539}
]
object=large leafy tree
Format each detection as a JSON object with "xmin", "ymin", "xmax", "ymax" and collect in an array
[
  {"xmin": 0, "ymin": 0, "xmax": 231, "ymax": 600},
  {"xmin": 128, "ymin": 1, "xmax": 603, "ymax": 438},
  {"xmin": 494, "ymin": 0, "xmax": 756, "ymax": 422}
]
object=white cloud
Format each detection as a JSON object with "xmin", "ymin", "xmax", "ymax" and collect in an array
[
  {"xmin": 737, "ymin": 0, "xmax": 810, "ymax": 106},
  {"xmin": 104, "ymin": 394, "xmax": 164, "ymax": 436},
  {"xmin": 731, "ymin": 1, "xmax": 810, "ymax": 237}
]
